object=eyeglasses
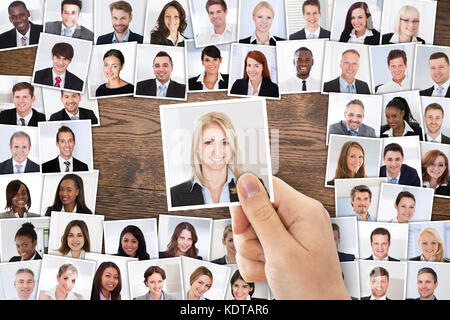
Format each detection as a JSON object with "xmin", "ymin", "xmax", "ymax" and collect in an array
[{"xmin": 400, "ymin": 18, "xmax": 420, "ymax": 25}]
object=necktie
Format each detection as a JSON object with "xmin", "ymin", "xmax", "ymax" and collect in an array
[
  {"xmin": 55, "ymin": 76, "xmax": 61, "ymax": 88},
  {"xmin": 158, "ymin": 85, "xmax": 166, "ymax": 97},
  {"xmin": 308, "ymin": 33, "xmax": 315, "ymax": 39},
  {"xmin": 71, "ymin": 115, "xmax": 77, "ymax": 120},
  {"xmin": 19, "ymin": 118, "xmax": 26, "ymax": 126},
  {"xmin": 389, "ymin": 178, "xmax": 398, "ymax": 184},
  {"xmin": 302, "ymin": 80, "xmax": 307, "ymax": 91},
  {"xmin": 64, "ymin": 161, "xmax": 70, "ymax": 172},
  {"xmin": 21, "ymin": 36, "xmax": 27, "ymax": 46},
  {"xmin": 15, "ymin": 164, "xmax": 23, "ymax": 173},
  {"xmin": 346, "ymin": 85, "xmax": 352, "ymax": 93},
  {"xmin": 437, "ymin": 86, "xmax": 444, "ymax": 97},
  {"xmin": 349, "ymin": 130, "xmax": 358, "ymax": 136}
]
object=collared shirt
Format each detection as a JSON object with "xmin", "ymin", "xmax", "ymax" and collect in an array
[
  {"xmin": 419, "ymin": 295, "xmax": 436, "ymax": 300},
  {"xmin": 387, "ymin": 172, "xmax": 401, "ymax": 184},
  {"xmin": 196, "ymin": 24, "xmax": 234, "ymax": 46},
  {"xmin": 58, "ymin": 155, "xmax": 73, "ymax": 172},
  {"xmin": 65, "ymin": 109, "xmax": 79, "ymax": 120},
  {"xmin": 17, "ymin": 250, "xmax": 37, "ymax": 260},
  {"xmin": 65, "ymin": 249, "xmax": 85, "ymax": 259},
  {"xmin": 281, "ymin": 75, "xmax": 320, "ymax": 93},
  {"xmin": 423, "ymin": 181, "xmax": 447, "ymax": 189},
  {"xmin": 249, "ymin": 32, "xmax": 276, "ymax": 45},
  {"xmin": 192, "ymin": 168, "xmax": 237, "ymax": 204},
  {"xmin": 148, "ymin": 291, "xmax": 165, "ymax": 300},
  {"xmin": 167, "ymin": 32, "xmax": 185, "ymax": 46},
  {"xmin": 339, "ymin": 76, "xmax": 356, "ymax": 93},
  {"xmin": 61, "ymin": 204, "xmax": 77, "ymax": 213},
  {"xmin": 16, "ymin": 28, "xmax": 31, "ymax": 46},
  {"xmin": 419, "ymin": 254, "xmax": 435, "ymax": 262},
  {"xmin": 155, "ymin": 79, "xmax": 171, "ymax": 97},
  {"xmin": 305, "ymin": 27, "xmax": 321, "ymax": 39},
  {"xmin": 371, "ymin": 295, "xmax": 387, "ymax": 300},
  {"xmin": 351, "ymin": 210, "xmax": 376, "ymax": 222},
  {"xmin": 199, "ymin": 72, "xmax": 224, "ymax": 91},
  {"xmin": 349, "ymin": 28, "xmax": 373, "ymax": 44},
  {"xmin": 99, "ymin": 292, "xmax": 109, "ymax": 300},
  {"xmin": 247, "ymin": 79, "xmax": 262, "ymax": 96},
  {"xmin": 382, "ymin": 120, "xmax": 415, "ymax": 137},
  {"xmin": 46, "ymin": 286, "xmax": 81, "ymax": 300},
  {"xmin": 12, "ymin": 158, "xmax": 28, "ymax": 173},
  {"xmin": 61, "ymin": 24, "xmax": 77, "ymax": 37},
  {"xmin": 112, "ymin": 29, "xmax": 131, "ymax": 43},
  {"xmin": 390, "ymin": 33, "xmax": 422, "ymax": 44},
  {"xmin": 187, "ymin": 291, "xmax": 207, "ymax": 300},
  {"xmin": 346, "ymin": 123, "xmax": 359, "ymax": 136},
  {"xmin": 432, "ymin": 78, "xmax": 450, "ymax": 97},
  {"xmin": 52, "ymin": 70, "xmax": 66, "ymax": 88},
  {"xmin": 372, "ymin": 255, "xmax": 390, "ymax": 261},
  {"xmin": 426, "ymin": 133, "xmax": 442, "ymax": 143},
  {"xmin": 16, "ymin": 110, "xmax": 33, "ymax": 126},
  {"xmin": 376, "ymin": 75, "xmax": 411, "ymax": 94}
]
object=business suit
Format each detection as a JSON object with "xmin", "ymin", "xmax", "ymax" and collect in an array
[
  {"xmin": 435, "ymin": 184, "xmax": 450, "ymax": 197},
  {"xmin": 0, "ymin": 22, "xmax": 43, "ymax": 49},
  {"xmin": 424, "ymin": 133, "xmax": 450, "ymax": 144},
  {"xmin": 410, "ymin": 255, "xmax": 450, "ymax": 262},
  {"xmin": 338, "ymin": 251, "xmax": 355, "ymax": 262},
  {"xmin": 158, "ymin": 251, "xmax": 203, "ymax": 260},
  {"xmin": 188, "ymin": 73, "xmax": 229, "ymax": 91},
  {"xmin": 9, "ymin": 251, "xmax": 42, "ymax": 262},
  {"xmin": 41, "ymin": 156, "xmax": 89, "ymax": 173},
  {"xmin": 380, "ymin": 123, "xmax": 423, "ymax": 140},
  {"xmin": 49, "ymin": 107, "xmax": 98, "ymax": 125},
  {"xmin": 96, "ymin": 30, "xmax": 143, "ymax": 45},
  {"xmin": 134, "ymin": 291, "xmax": 178, "ymax": 300},
  {"xmin": 0, "ymin": 158, "xmax": 40, "ymax": 174},
  {"xmin": 289, "ymin": 27, "xmax": 330, "ymax": 40},
  {"xmin": 0, "ymin": 108, "xmax": 45, "ymax": 127},
  {"xmin": 361, "ymin": 295, "xmax": 391, "ymax": 300},
  {"xmin": 329, "ymin": 120, "xmax": 376, "ymax": 138},
  {"xmin": 211, "ymin": 255, "xmax": 227, "ymax": 265},
  {"xmin": 135, "ymin": 78, "xmax": 186, "ymax": 99},
  {"xmin": 45, "ymin": 21, "xmax": 94, "ymax": 41},
  {"xmin": 230, "ymin": 77, "xmax": 279, "ymax": 98},
  {"xmin": 238, "ymin": 35, "xmax": 284, "ymax": 46},
  {"xmin": 323, "ymin": 77, "xmax": 371, "ymax": 94},
  {"xmin": 0, "ymin": 209, "xmax": 40, "ymax": 218},
  {"xmin": 33, "ymin": 67, "xmax": 84, "ymax": 92},
  {"xmin": 365, "ymin": 255, "xmax": 400, "ymax": 262},
  {"xmin": 339, "ymin": 29, "xmax": 380, "ymax": 45},
  {"xmin": 382, "ymin": 33, "xmax": 425, "ymax": 45},
  {"xmin": 379, "ymin": 164, "xmax": 421, "ymax": 187},
  {"xmin": 419, "ymin": 85, "xmax": 450, "ymax": 97}
]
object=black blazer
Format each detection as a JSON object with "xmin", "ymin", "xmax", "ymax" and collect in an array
[
  {"xmin": 410, "ymin": 255, "xmax": 450, "ymax": 262},
  {"xmin": 380, "ymin": 123, "xmax": 423, "ymax": 140},
  {"xmin": 238, "ymin": 35, "xmax": 284, "ymax": 46},
  {"xmin": 365, "ymin": 254, "xmax": 400, "ymax": 262},
  {"xmin": 41, "ymin": 156, "xmax": 89, "ymax": 173},
  {"xmin": 96, "ymin": 30, "xmax": 143, "ymax": 45},
  {"xmin": 0, "ymin": 158, "xmax": 40, "ymax": 174},
  {"xmin": 135, "ymin": 78, "xmax": 186, "ymax": 98},
  {"xmin": 419, "ymin": 85, "xmax": 450, "ymax": 97},
  {"xmin": 158, "ymin": 251, "xmax": 203, "ymax": 260},
  {"xmin": 289, "ymin": 27, "xmax": 330, "ymax": 40},
  {"xmin": 211, "ymin": 255, "xmax": 227, "ymax": 265},
  {"xmin": 150, "ymin": 33, "xmax": 186, "ymax": 47},
  {"xmin": 49, "ymin": 107, "xmax": 98, "ymax": 125},
  {"xmin": 323, "ymin": 77, "xmax": 371, "ymax": 94},
  {"xmin": 188, "ymin": 73, "xmax": 229, "ymax": 91},
  {"xmin": 0, "ymin": 22, "xmax": 43, "ymax": 49},
  {"xmin": 361, "ymin": 295, "xmax": 391, "ymax": 300},
  {"xmin": 0, "ymin": 108, "xmax": 45, "ymax": 126},
  {"xmin": 33, "ymin": 67, "xmax": 84, "ymax": 92},
  {"xmin": 379, "ymin": 163, "xmax": 421, "ymax": 187},
  {"xmin": 338, "ymin": 251, "xmax": 356, "ymax": 262},
  {"xmin": 9, "ymin": 251, "xmax": 42, "ymax": 262},
  {"xmin": 424, "ymin": 133, "xmax": 450, "ymax": 144},
  {"xmin": 382, "ymin": 32, "xmax": 425, "ymax": 45},
  {"xmin": 230, "ymin": 77, "xmax": 279, "ymax": 98},
  {"xmin": 435, "ymin": 184, "xmax": 450, "ymax": 197},
  {"xmin": 338, "ymin": 29, "xmax": 380, "ymax": 45}
]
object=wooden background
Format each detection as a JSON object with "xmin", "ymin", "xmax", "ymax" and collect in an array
[{"xmin": 0, "ymin": 1, "xmax": 449, "ymax": 222}]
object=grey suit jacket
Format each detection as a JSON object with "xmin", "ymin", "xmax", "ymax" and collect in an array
[
  {"xmin": 45, "ymin": 21, "xmax": 94, "ymax": 41},
  {"xmin": 0, "ymin": 209, "xmax": 40, "ymax": 219},
  {"xmin": 328, "ymin": 120, "xmax": 376, "ymax": 138},
  {"xmin": 134, "ymin": 291, "xmax": 177, "ymax": 300}
]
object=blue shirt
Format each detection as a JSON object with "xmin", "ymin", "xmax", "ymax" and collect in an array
[
  {"xmin": 339, "ymin": 76, "xmax": 356, "ymax": 93},
  {"xmin": 147, "ymin": 291, "xmax": 165, "ymax": 300},
  {"xmin": 192, "ymin": 169, "xmax": 236, "ymax": 204},
  {"xmin": 346, "ymin": 123, "xmax": 359, "ymax": 136},
  {"xmin": 112, "ymin": 29, "xmax": 130, "ymax": 43},
  {"xmin": 352, "ymin": 210, "xmax": 376, "ymax": 221}
]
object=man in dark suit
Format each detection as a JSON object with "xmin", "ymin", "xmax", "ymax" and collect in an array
[
  {"xmin": 415, "ymin": 267, "xmax": 438, "ymax": 300},
  {"xmin": 0, "ymin": 1, "xmax": 43, "ymax": 49},
  {"xmin": 0, "ymin": 131, "xmax": 40, "ymax": 174},
  {"xmin": 365, "ymin": 228, "xmax": 400, "ymax": 262},
  {"xmin": 332, "ymin": 223, "xmax": 355, "ymax": 262},
  {"xmin": 323, "ymin": 49, "xmax": 370, "ymax": 94},
  {"xmin": 380, "ymin": 143, "xmax": 421, "ymax": 187},
  {"xmin": 423, "ymin": 103, "xmax": 450, "ymax": 144},
  {"xmin": 419, "ymin": 52, "xmax": 450, "ymax": 97},
  {"xmin": 33, "ymin": 42, "xmax": 84, "ymax": 91},
  {"xmin": 289, "ymin": 0, "xmax": 330, "ymax": 40},
  {"xmin": 49, "ymin": 90, "xmax": 98, "ymax": 124},
  {"xmin": 41, "ymin": 125, "xmax": 89, "ymax": 173},
  {"xmin": 361, "ymin": 267, "xmax": 391, "ymax": 300},
  {"xmin": 45, "ymin": 0, "xmax": 94, "ymax": 41},
  {"xmin": 0, "ymin": 82, "xmax": 45, "ymax": 127},
  {"xmin": 136, "ymin": 51, "xmax": 186, "ymax": 99},
  {"xmin": 14, "ymin": 268, "xmax": 36, "ymax": 300},
  {"xmin": 96, "ymin": 1, "xmax": 143, "ymax": 44}
]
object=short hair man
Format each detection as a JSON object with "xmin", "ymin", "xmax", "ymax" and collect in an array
[
  {"xmin": 361, "ymin": 267, "xmax": 391, "ymax": 300},
  {"xmin": 41, "ymin": 125, "xmax": 88, "ymax": 173},
  {"xmin": 14, "ymin": 268, "xmax": 35, "ymax": 300},
  {"xmin": 332, "ymin": 223, "xmax": 355, "ymax": 262},
  {"xmin": 96, "ymin": 1, "xmax": 143, "ymax": 45},
  {"xmin": 376, "ymin": 49, "xmax": 410, "ymax": 94},
  {"xmin": 424, "ymin": 103, "xmax": 450, "ymax": 144},
  {"xmin": 211, "ymin": 224, "xmax": 236, "ymax": 265},
  {"xmin": 416, "ymin": 267, "xmax": 438, "ymax": 300},
  {"xmin": 0, "ymin": 131, "xmax": 40, "ymax": 174},
  {"xmin": 196, "ymin": 0, "xmax": 235, "ymax": 46},
  {"xmin": 135, "ymin": 51, "xmax": 186, "ymax": 99},
  {"xmin": 365, "ymin": 228, "xmax": 399, "ymax": 261},
  {"xmin": 0, "ymin": 1, "xmax": 43, "ymax": 49},
  {"xmin": 349, "ymin": 185, "xmax": 375, "ymax": 221},
  {"xmin": 33, "ymin": 42, "xmax": 84, "ymax": 91},
  {"xmin": 289, "ymin": 0, "xmax": 330, "ymax": 40},
  {"xmin": 379, "ymin": 143, "xmax": 421, "ymax": 186},
  {"xmin": 49, "ymin": 90, "xmax": 98, "ymax": 124},
  {"xmin": 281, "ymin": 47, "xmax": 321, "ymax": 92},
  {"xmin": 323, "ymin": 49, "xmax": 370, "ymax": 94},
  {"xmin": 328, "ymin": 99, "xmax": 376, "ymax": 138},
  {"xmin": 0, "ymin": 82, "xmax": 45, "ymax": 126},
  {"xmin": 420, "ymin": 52, "xmax": 450, "ymax": 97},
  {"xmin": 45, "ymin": 0, "xmax": 94, "ymax": 41}
]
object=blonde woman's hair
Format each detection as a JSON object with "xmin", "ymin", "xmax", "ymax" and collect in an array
[
  {"xmin": 334, "ymin": 141, "xmax": 367, "ymax": 179},
  {"xmin": 57, "ymin": 263, "xmax": 78, "ymax": 277},
  {"xmin": 253, "ymin": 1, "xmax": 274, "ymax": 17},
  {"xmin": 189, "ymin": 266, "xmax": 213, "ymax": 287},
  {"xmin": 419, "ymin": 227, "xmax": 445, "ymax": 262},
  {"xmin": 393, "ymin": 5, "xmax": 420, "ymax": 37}
]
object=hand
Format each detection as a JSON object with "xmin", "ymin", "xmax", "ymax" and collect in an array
[{"xmin": 230, "ymin": 173, "xmax": 350, "ymax": 300}]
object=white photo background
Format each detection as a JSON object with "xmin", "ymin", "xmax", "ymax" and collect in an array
[
  {"xmin": 285, "ymin": 0, "xmax": 334, "ymax": 36},
  {"xmin": 44, "ymin": 0, "xmax": 94, "ymax": 32},
  {"xmin": 0, "ymin": 75, "xmax": 44, "ymax": 114},
  {"xmin": 408, "ymin": 221, "xmax": 450, "ymax": 259},
  {"xmin": 340, "ymin": 261, "xmax": 361, "ymax": 299},
  {"xmin": 331, "ymin": 217, "xmax": 359, "ymax": 259},
  {"xmin": 406, "ymin": 261, "xmax": 450, "ymax": 300},
  {"xmin": 413, "ymin": 45, "xmax": 450, "ymax": 91},
  {"xmin": 210, "ymin": 218, "xmax": 231, "ymax": 262},
  {"xmin": 0, "ymin": 260, "xmax": 41, "ymax": 300},
  {"xmin": 0, "ymin": 0, "xmax": 44, "ymax": 38},
  {"xmin": 0, "ymin": 125, "xmax": 40, "ymax": 165},
  {"xmin": 421, "ymin": 96, "xmax": 450, "ymax": 138},
  {"xmin": 225, "ymin": 264, "xmax": 270, "ymax": 300}
]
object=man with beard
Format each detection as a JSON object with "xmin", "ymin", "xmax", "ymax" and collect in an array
[
  {"xmin": 49, "ymin": 90, "xmax": 98, "ymax": 124},
  {"xmin": 349, "ymin": 185, "xmax": 375, "ymax": 221},
  {"xmin": 280, "ymin": 47, "xmax": 320, "ymax": 93}
]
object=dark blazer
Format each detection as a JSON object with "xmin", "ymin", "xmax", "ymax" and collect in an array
[
  {"xmin": 49, "ymin": 107, "xmax": 98, "ymax": 125},
  {"xmin": 323, "ymin": 77, "xmax": 371, "ymax": 94},
  {"xmin": 424, "ymin": 133, "xmax": 450, "ymax": 144},
  {"xmin": 338, "ymin": 251, "xmax": 356, "ymax": 262},
  {"xmin": 41, "ymin": 156, "xmax": 89, "ymax": 173},
  {"xmin": 339, "ymin": 29, "xmax": 380, "ymax": 45},
  {"xmin": 45, "ymin": 21, "xmax": 94, "ymax": 41},
  {"xmin": 230, "ymin": 77, "xmax": 279, "ymax": 98},
  {"xmin": 380, "ymin": 123, "xmax": 423, "ymax": 140},
  {"xmin": 33, "ymin": 67, "xmax": 84, "ymax": 92},
  {"xmin": 382, "ymin": 33, "xmax": 425, "ymax": 45},
  {"xmin": 289, "ymin": 27, "xmax": 330, "ymax": 40},
  {"xmin": 419, "ymin": 85, "xmax": 450, "ymax": 97},
  {"xmin": 0, "ymin": 158, "xmax": 40, "ymax": 174},
  {"xmin": 361, "ymin": 295, "xmax": 391, "ymax": 300},
  {"xmin": 379, "ymin": 163, "xmax": 421, "ymax": 187},
  {"xmin": 365, "ymin": 254, "xmax": 400, "ymax": 262},
  {"xmin": 328, "ymin": 120, "xmax": 376, "ymax": 138},
  {"xmin": 211, "ymin": 255, "xmax": 227, "ymax": 265},
  {"xmin": 0, "ymin": 22, "xmax": 43, "ymax": 49},
  {"xmin": 158, "ymin": 251, "xmax": 203, "ymax": 260},
  {"xmin": 238, "ymin": 35, "xmax": 284, "ymax": 46},
  {"xmin": 96, "ymin": 30, "xmax": 143, "ymax": 45},
  {"xmin": 435, "ymin": 184, "xmax": 450, "ymax": 197},
  {"xmin": 410, "ymin": 255, "xmax": 450, "ymax": 262},
  {"xmin": 135, "ymin": 78, "xmax": 186, "ymax": 98},
  {"xmin": 150, "ymin": 33, "xmax": 186, "ymax": 47},
  {"xmin": 0, "ymin": 108, "xmax": 45, "ymax": 126},
  {"xmin": 9, "ymin": 251, "xmax": 42, "ymax": 262},
  {"xmin": 188, "ymin": 73, "xmax": 229, "ymax": 91}
]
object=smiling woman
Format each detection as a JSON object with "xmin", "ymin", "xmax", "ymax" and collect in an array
[
  {"xmin": 338, "ymin": 1, "xmax": 380, "ymax": 45},
  {"xmin": 91, "ymin": 261, "xmax": 122, "ymax": 300},
  {"xmin": 0, "ymin": 179, "xmax": 39, "ymax": 218},
  {"xmin": 187, "ymin": 266, "xmax": 213, "ymax": 300},
  {"xmin": 39, "ymin": 263, "xmax": 83, "ymax": 300},
  {"xmin": 57, "ymin": 219, "xmax": 90, "ymax": 259},
  {"xmin": 9, "ymin": 222, "xmax": 41, "ymax": 261},
  {"xmin": 150, "ymin": 1, "xmax": 188, "ymax": 47},
  {"xmin": 327, "ymin": 140, "xmax": 367, "ymax": 186},
  {"xmin": 116, "ymin": 225, "xmax": 150, "ymax": 260},
  {"xmin": 159, "ymin": 222, "xmax": 203, "ymax": 259}
]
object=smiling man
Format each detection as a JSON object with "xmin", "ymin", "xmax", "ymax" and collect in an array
[
  {"xmin": 376, "ymin": 49, "xmax": 410, "ymax": 93},
  {"xmin": 415, "ymin": 268, "xmax": 438, "ymax": 300},
  {"xmin": 0, "ymin": 131, "xmax": 39, "ymax": 174},
  {"xmin": 49, "ymin": 90, "xmax": 98, "ymax": 124},
  {"xmin": 365, "ymin": 228, "xmax": 399, "ymax": 261},
  {"xmin": 380, "ymin": 143, "xmax": 420, "ymax": 186},
  {"xmin": 14, "ymin": 269, "xmax": 36, "ymax": 300},
  {"xmin": 423, "ymin": 103, "xmax": 450, "ymax": 144},
  {"xmin": 196, "ymin": 0, "xmax": 235, "ymax": 46},
  {"xmin": 281, "ymin": 47, "xmax": 321, "ymax": 93},
  {"xmin": 349, "ymin": 185, "xmax": 375, "ymax": 221},
  {"xmin": 289, "ymin": 0, "xmax": 330, "ymax": 40},
  {"xmin": 361, "ymin": 267, "xmax": 391, "ymax": 300},
  {"xmin": 420, "ymin": 52, "xmax": 450, "ymax": 97}
]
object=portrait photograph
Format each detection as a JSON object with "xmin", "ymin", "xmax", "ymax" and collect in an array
[
  {"xmin": 408, "ymin": 221, "xmax": 450, "ymax": 263},
  {"xmin": 405, "ymin": 261, "xmax": 450, "ymax": 300},
  {"xmin": 31, "ymin": 33, "xmax": 92, "ymax": 93},
  {"xmin": 160, "ymin": 97, "xmax": 274, "ymax": 210},
  {"xmin": 87, "ymin": 42, "xmax": 137, "ymax": 99},
  {"xmin": 37, "ymin": 254, "xmax": 96, "ymax": 300},
  {"xmin": 228, "ymin": 43, "xmax": 280, "ymax": 99},
  {"xmin": 325, "ymin": 135, "xmax": 382, "ymax": 187},
  {"xmin": 331, "ymin": 216, "xmax": 359, "ymax": 261},
  {"xmin": 0, "ymin": 260, "xmax": 41, "ymax": 300},
  {"xmin": 128, "ymin": 257, "xmax": 184, "ymax": 300},
  {"xmin": 277, "ymin": 39, "xmax": 326, "ymax": 94},
  {"xmin": 0, "ymin": 217, "xmax": 49, "ymax": 263},
  {"xmin": 0, "ymin": 75, "xmax": 45, "ymax": 116},
  {"xmin": 210, "ymin": 218, "xmax": 232, "ymax": 263},
  {"xmin": 420, "ymin": 141, "xmax": 450, "ymax": 198},
  {"xmin": 421, "ymin": 96, "xmax": 450, "ymax": 143},
  {"xmin": 376, "ymin": 183, "xmax": 434, "ymax": 223},
  {"xmin": 103, "ymin": 218, "xmax": 159, "ymax": 260},
  {"xmin": 225, "ymin": 264, "xmax": 270, "ymax": 300},
  {"xmin": 340, "ymin": 261, "xmax": 360, "ymax": 300}
]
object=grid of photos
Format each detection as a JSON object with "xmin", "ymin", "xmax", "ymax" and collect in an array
[{"xmin": 0, "ymin": 0, "xmax": 448, "ymax": 301}]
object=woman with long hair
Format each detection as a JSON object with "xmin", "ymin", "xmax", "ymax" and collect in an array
[
  {"xmin": 159, "ymin": 222, "xmax": 202, "ymax": 259},
  {"xmin": 422, "ymin": 149, "xmax": 449, "ymax": 196},
  {"xmin": 327, "ymin": 141, "xmax": 367, "ymax": 186},
  {"xmin": 150, "ymin": 1, "xmax": 188, "ymax": 46},
  {"xmin": 91, "ymin": 261, "xmax": 122, "ymax": 300},
  {"xmin": 116, "ymin": 225, "xmax": 150, "ymax": 260},
  {"xmin": 339, "ymin": 2, "xmax": 380, "ymax": 45}
]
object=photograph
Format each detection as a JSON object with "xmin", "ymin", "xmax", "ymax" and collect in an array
[
  {"xmin": 405, "ymin": 261, "xmax": 450, "ymax": 300},
  {"xmin": 0, "ymin": 260, "xmax": 41, "ymax": 300},
  {"xmin": 420, "ymin": 96, "xmax": 450, "ymax": 144},
  {"xmin": 225, "ymin": 264, "xmax": 270, "ymax": 300},
  {"xmin": 331, "ymin": 216, "xmax": 359, "ymax": 261},
  {"xmin": 340, "ymin": 261, "xmax": 361, "ymax": 300},
  {"xmin": 408, "ymin": 221, "xmax": 450, "ymax": 263},
  {"xmin": 420, "ymin": 141, "xmax": 450, "ymax": 198},
  {"xmin": 209, "ymin": 218, "xmax": 234, "ymax": 264}
]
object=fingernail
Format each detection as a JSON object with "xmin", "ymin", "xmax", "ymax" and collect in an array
[{"xmin": 239, "ymin": 174, "xmax": 260, "ymax": 199}]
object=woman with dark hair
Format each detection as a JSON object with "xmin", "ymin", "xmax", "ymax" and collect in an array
[
  {"xmin": 422, "ymin": 149, "xmax": 450, "ymax": 196},
  {"xmin": 91, "ymin": 261, "xmax": 122, "ymax": 300},
  {"xmin": 56, "ymin": 220, "xmax": 90, "ymax": 259},
  {"xmin": 45, "ymin": 174, "xmax": 92, "ymax": 216},
  {"xmin": 380, "ymin": 96, "xmax": 423, "ymax": 139},
  {"xmin": 230, "ymin": 50, "xmax": 279, "ymax": 98},
  {"xmin": 9, "ymin": 222, "xmax": 41, "ymax": 261},
  {"xmin": 327, "ymin": 141, "xmax": 367, "ymax": 186},
  {"xmin": 116, "ymin": 225, "xmax": 150, "ymax": 260},
  {"xmin": 134, "ymin": 266, "xmax": 177, "ymax": 300},
  {"xmin": 159, "ymin": 222, "xmax": 202, "ymax": 259},
  {"xmin": 389, "ymin": 191, "xmax": 415, "ymax": 223},
  {"xmin": 95, "ymin": 49, "xmax": 134, "ymax": 97},
  {"xmin": 150, "ymin": 1, "xmax": 188, "ymax": 46},
  {"xmin": 0, "ymin": 180, "xmax": 39, "ymax": 218},
  {"xmin": 338, "ymin": 2, "xmax": 380, "ymax": 45},
  {"xmin": 230, "ymin": 269, "xmax": 262, "ymax": 300},
  {"xmin": 188, "ymin": 45, "xmax": 229, "ymax": 91}
]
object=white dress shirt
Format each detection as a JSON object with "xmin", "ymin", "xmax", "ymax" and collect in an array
[
  {"xmin": 382, "ymin": 120, "xmax": 415, "ymax": 137},
  {"xmin": 12, "ymin": 158, "xmax": 28, "ymax": 173},
  {"xmin": 16, "ymin": 110, "xmax": 33, "ymax": 126},
  {"xmin": 52, "ymin": 70, "xmax": 66, "ymax": 88},
  {"xmin": 196, "ymin": 24, "xmax": 235, "ymax": 46},
  {"xmin": 431, "ymin": 78, "xmax": 450, "ymax": 97},
  {"xmin": 305, "ymin": 27, "xmax": 321, "ymax": 39},
  {"xmin": 167, "ymin": 32, "xmax": 185, "ymax": 46},
  {"xmin": 65, "ymin": 109, "xmax": 79, "ymax": 120},
  {"xmin": 198, "ymin": 72, "xmax": 224, "ymax": 91},
  {"xmin": 58, "ymin": 155, "xmax": 73, "ymax": 172},
  {"xmin": 376, "ymin": 75, "xmax": 411, "ymax": 93},
  {"xmin": 16, "ymin": 28, "xmax": 30, "ymax": 46},
  {"xmin": 247, "ymin": 79, "xmax": 262, "ymax": 96},
  {"xmin": 45, "ymin": 286, "xmax": 82, "ymax": 300},
  {"xmin": 349, "ymin": 28, "xmax": 373, "ymax": 44},
  {"xmin": 155, "ymin": 79, "xmax": 171, "ymax": 97},
  {"xmin": 280, "ymin": 75, "xmax": 320, "ymax": 93}
]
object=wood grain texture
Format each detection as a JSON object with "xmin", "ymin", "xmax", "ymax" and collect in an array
[{"xmin": 0, "ymin": 4, "xmax": 449, "ymax": 221}]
